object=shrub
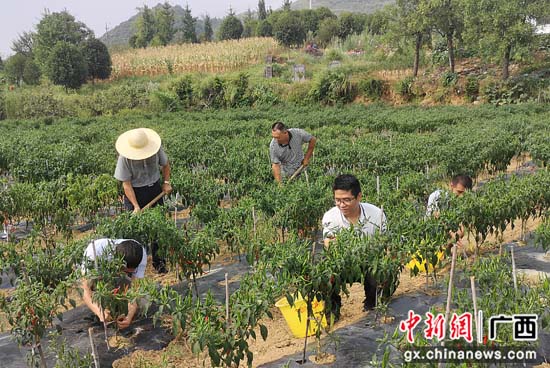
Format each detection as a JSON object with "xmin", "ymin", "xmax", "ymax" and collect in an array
[
  {"xmin": 4, "ymin": 89, "xmax": 69, "ymax": 119},
  {"xmin": 150, "ymin": 91, "xmax": 179, "ymax": 112},
  {"xmin": 172, "ymin": 75, "xmax": 194, "ymax": 109},
  {"xmin": 325, "ymin": 48, "xmax": 344, "ymax": 61},
  {"xmin": 286, "ymin": 80, "xmax": 312, "ymax": 105},
  {"xmin": 465, "ymin": 76, "xmax": 479, "ymax": 102},
  {"xmin": 358, "ymin": 78, "xmax": 385, "ymax": 100},
  {"xmin": 441, "ymin": 71, "xmax": 458, "ymax": 87},
  {"xmin": 395, "ymin": 76, "xmax": 415, "ymax": 101},
  {"xmin": 308, "ymin": 69, "xmax": 355, "ymax": 105},
  {"xmin": 197, "ymin": 76, "xmax": 226, "ymax": 108},
  {"xmin": 250, "ymin": 82, "xmax": 281, "ymax": 106},
  {"xmin": 225, "ymin": 73, "xmax": 251, "ymax": 108}
]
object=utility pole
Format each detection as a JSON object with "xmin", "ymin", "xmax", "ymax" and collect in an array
[{"xmin": 309, "ymin": 0, "xmax": 312, "ymax": 9}]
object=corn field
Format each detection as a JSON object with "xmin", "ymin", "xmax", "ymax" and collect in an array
[{"xmin": 110, "ymin": 37, "xmax": 279, "ymax": 79}]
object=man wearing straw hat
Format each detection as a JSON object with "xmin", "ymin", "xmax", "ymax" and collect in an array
[
  {"xmin": 114, "ymin": 128, "xmax": 172, "ymax": 273},
  {"xmin": 269, "ymin": 122, "xmax": 316, "ymax": 183},
  {"xmin": 322, "ymin": 174, "xmax": 387, "ymax": 320}
]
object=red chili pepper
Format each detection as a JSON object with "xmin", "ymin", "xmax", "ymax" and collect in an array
[{"xmin": 112, "ymin": 287, "xmax": 120, "ymax": 295}]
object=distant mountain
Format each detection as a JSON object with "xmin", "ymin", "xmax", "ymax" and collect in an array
[
  {"xmin": 290, "ymin": 0, "xmax": 395, "ymax": 14},
  {"xmin": 100, "ymin": 4, "xmax": 221, "ymax": 50}
]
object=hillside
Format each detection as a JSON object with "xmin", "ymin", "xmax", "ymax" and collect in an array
[
  {"xmin": 99, "ymin": 4, "xmax": 221, "ymax": 50},
  {"xmin": 291, "ymin": 0, "xmax": 395, "ymax": 13}
]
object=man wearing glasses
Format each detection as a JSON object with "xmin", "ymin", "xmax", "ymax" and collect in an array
[
  {"xmin": 322, "ymin": 174, "xmax": 386, "ymax": 320},
  {"xmin": 80, "ymin": 238, "xmax": 147, "ymax": 329},
  {"xmin": 269, "ymin": 122, "xmax": 317, "ymax": 183}
]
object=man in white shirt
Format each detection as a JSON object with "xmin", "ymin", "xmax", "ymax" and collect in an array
[
  {"xmin": 426, "ymin": 175, "xmax": 472, "ymax": 250},
  {"xmin": 81, "ymin": 238, "xmax": 147, "ymax": 329},
  {"xmin": 322, "ymin": 174, "xmax": 386, "ymax": 318}
]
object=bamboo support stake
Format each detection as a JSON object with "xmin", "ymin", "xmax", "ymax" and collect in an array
[
  {"xmin": 252, "ymin": 207, "xmax": 257, "ymax": 237},
  {"xmin": 225, "ymin": 273, "xmax": 230, "ymax": 326},
  {"xmin": 439, "ymin": 244, "xmax": 458, "ymax": 368},
  {"xmin": 470, "ymin": 276, "xmax": 481, "ymax": 344},
  {"xmin": 376, "ymin": 176, "xmax": 380, "ymax": 197},
  {"xmin": 396, "ymin": 176, "xmax": 399, "ymax": 191},
  {"xmin": 510, "ymin": 245, "xmax": 518, "ymax": 292},
  {"xmin": 88, "ymin": 328, "xmax": 100, "ymax": 368}
]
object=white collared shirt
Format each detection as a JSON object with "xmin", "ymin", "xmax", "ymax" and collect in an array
[
  {"xmin": 81, "ymin": 238, "xmax": 147, "ymax": 279},
  {"xmin": 322, "ymin": 203, "xmax": 386, "ymax": 239}
]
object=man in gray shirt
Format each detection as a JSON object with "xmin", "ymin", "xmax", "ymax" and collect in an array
[
  {"xmin": 269, "ymin": 122, "xmax": 317, "ymax": 183},
  {"xmin": 114, "ymin": 128, "xmax": 172, "ymax": 273}
]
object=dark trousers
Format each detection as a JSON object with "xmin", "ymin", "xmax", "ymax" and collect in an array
[
  {"xmin": 124, "ymin": 181, "xmax": 166, "ymax": 270},
  {"xmin": 329, "ymin": 268, "xmax": 378, "ymax": 316}
]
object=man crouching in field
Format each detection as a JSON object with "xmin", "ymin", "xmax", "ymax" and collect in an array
[
  {"xmin": 322, "ymin": 174, "xmax": 387, "ymax": 320},
  {"xmin": 80, "ymin": 238, "xmax": 147, "ymax": 329}
]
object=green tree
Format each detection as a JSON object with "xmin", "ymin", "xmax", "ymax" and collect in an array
[
  {"xmin": 154, "ymin": 2, "xmax": 175, "ymax": 46},
  {"xmin": 11, "ymin": 31, "xmax": 35, "ymax": 58},
  {"xmin": 338, "ymin": 12, "xmax": 365, "ymax": 39},
  {"xmin": 316, "ymin": 17, "xmax": 339, "ymax": 46},
  {"xmin": 181, "ymin": 4, "xmax": 197, "ymax": 43},
  {"xmin": 243, "ymin": 9, "xmax": 258, "ymax": 38},
  {"xmin": 217, "ymin": 8, "xmax": 243, "ymax": 41},
  {"xmin": 365, "ymin": 8, "xmax": 392, "ymax": 35},
  {"xmin": 23, "ymin": 58, "xmax": 41, "ymax": 85},
  {"xmin": 256, "ymin": 20, "xmax": 273, "ymax": 37},
  {"xmin": 258, "ymin": 0, "xmax": 267, "ymax": 20},
  {"xmin": 282, "ymin": 0, "xmax": 292, "ymax": 11},
  {"xmin": 45, "ymin": 41, "xmax": 88, "ymax": 90},
  {"xmin": 0, "ymin": 56, "xmax": 3, "ymax": 71},
  {"xmin": 203, "ymin": 15, "xmax": 214, "ymax": 42},
  {"xmin": 421, "ymin": 0, "xmax": 464, "ymax": 73},
  {"xmin": 4, "ymin": 54, "xmax": 27, "ymax": 85},
  {"xmin": 133, "ymin": 5, "xmax": 156, "ymax": 48},
  {"xmin": 463, "ymin": 0, "xmax": 545, "ymax": 80},
  {"xmin": 33, "ymin": 11, "xmax": 93, "ymax": 70},
  {"xmin": 82, "ymin": 38, "xmax": 112, "ymax": 80},
  {"xmin": 395, "ymin": 0, "xmax": 431, "ymax": 77},
  {"xmin": 273, "ymin": 11, "xmax": 306, "ymax": 47}
]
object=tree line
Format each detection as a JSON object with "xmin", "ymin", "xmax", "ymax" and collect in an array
[
  {"xmin": 131, "ymin": 0, "xmax": 548, "ymax": 80},
  {"xmin": 1, "ymin": 0, "xmax": 548, "ymax": 91}
]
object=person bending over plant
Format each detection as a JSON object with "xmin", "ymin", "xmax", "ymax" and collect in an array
[
  {"xmin": 427, "ymin": 174, "xmax": 473, "ymax": 248},
  {"xmin": 80, "ymin": 238, "xmax": 147, "ymax": 329}
]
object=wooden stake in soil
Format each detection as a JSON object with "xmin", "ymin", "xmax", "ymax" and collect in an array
[
  {"xmin": 396, "ymin": 176, "xmax": 399, "ymax": 191},
  {"xmin": 470, "ymin": 276, "xmax": 481, "ymax": 344},
  {"xmin": 510, "ymin": 245, "xmax": 518, "ymax": 292},
  {"xmin": 225, "ymin": 273, "xmax": 230, "ymax": 326},
  {"xmin": 376, "ymin": 176, "xmax": 380, "ymax": 197},
  {"xmin": 88, "ymin": 327, "xmax": 100, "ymax": 368},
  {"xmin": 439, "ymin": 244, "xmax": 458, "ymax": 368}
]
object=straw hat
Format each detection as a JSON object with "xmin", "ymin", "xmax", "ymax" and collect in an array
[{"xmin": 115, "ymin": 128, "xmax": 161, "ymax": 160}]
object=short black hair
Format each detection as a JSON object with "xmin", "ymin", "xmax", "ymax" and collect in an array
[
  {"xmin": 451, "ymin": 175, "xmax": 473, "ymax": 190},
  {"xmin": 115, "ymin": 240, "xmax": 143, "ymax": 269},
  {"xmin": 333, "ymin": 174, "xmax": 362, "ymax": 197},
  {"xmin": 271, "ymin": 121, "xmax": 287, "ymax": 131}
]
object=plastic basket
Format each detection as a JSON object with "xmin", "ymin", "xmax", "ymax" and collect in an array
[
  {"xmin": 406, "ymin": 250, "xmax": 445, "ymax": 273},
  {"xmin": 275, "ymin": 294, "xmax": 327, "ymax": 338}
]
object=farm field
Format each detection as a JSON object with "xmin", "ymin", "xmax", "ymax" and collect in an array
[{"xmin": 1, "ymin": 103, "xmax": 550, "ymax": 367}]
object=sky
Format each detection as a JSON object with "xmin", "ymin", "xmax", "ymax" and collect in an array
[{"xmin": 0, "ymin": 0, "xmax": 280, "ymax": 59}]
